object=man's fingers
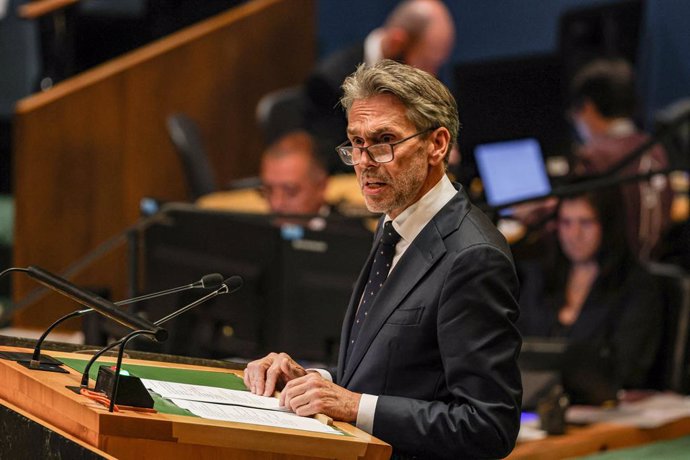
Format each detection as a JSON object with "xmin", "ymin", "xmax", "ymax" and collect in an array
[
  {"xmin": 280, "ymin": 358, "xmax": 293, "ymax": 378},
  {"xmin": 243, "ymin": 370, "xmax": 251, "ymax": 391},
  {"xmin": 281, "ymin": 374, "xmax": 322, "ymax": 412},
  {"xmin": 280, "ymin": 376, "xmax": 360, "ymax": 422},
  {"xmin": 243, "ymin": 353, "xmax": 278, "ymax": 394},
  {"xmin": 247, "ymin": 364, "xmax": 266, "ymax": 395},
  {"xmin": 279, "ymin": 353, "xmax": 306, "ymax": 380},
  {"xmin": 287, "ymin": 390, "xmax": 318, "ymax": 416},
  {"xmin": 279, "ymin": 387, "xmax": 287, "ymax": 407},
  {"xmin": 280, "ymin": 374, "xmax": 305, "ymax": 408},
  {"xmin": 263, "ymin": 360, "xmax": 285, "ymax": 396},
  {"xmin": 242, "ymin": 352, "xmax": 304, "ymax": 397}
]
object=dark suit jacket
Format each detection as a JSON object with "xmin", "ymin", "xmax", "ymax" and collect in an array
[{"xmin": 337, "ymin": 185, "xmax": 522, "ymax": 459}]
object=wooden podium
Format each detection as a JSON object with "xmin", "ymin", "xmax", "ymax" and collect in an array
[{"xmin": 0, "ymin": 346, "xmax": 390, "ymax": 459}]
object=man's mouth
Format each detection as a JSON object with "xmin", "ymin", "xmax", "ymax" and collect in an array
[{"xmin": 362, "ymin": 179, "xmax": 388, "ymax": 194}]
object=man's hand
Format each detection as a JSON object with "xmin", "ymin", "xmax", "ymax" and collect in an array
[
  {"xmin": 244, "ymin": 352, "xmax": 307, "ymax": 396},
  {"xmin": 280, "ymin": 372, "xmax": 361, "ymax": 422}
]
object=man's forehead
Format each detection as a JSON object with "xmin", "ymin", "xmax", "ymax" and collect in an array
[
  {"xmin": 346, "ymin": 123, "xmax": 399, "ymax": 136},
  {"xmin": 262, "ymin": 152, "xmax": 310, "ymax": 174},
  {"xmin": 350, "ymin": 93, "xmax": 404, "ymax": 109},
  {"xmin": 347, "ymin": 95, "xmax": 411, "ymax": 133}
]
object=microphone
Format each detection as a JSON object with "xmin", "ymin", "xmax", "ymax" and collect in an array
[
  {"xmin": 80, "ymin": 275, "xmax": 244, "ymax": 388},
  {"xmin": 0, "ymin": 266, "xmax": 166, "ymax": 372},
  {"xmin": 25, "ymin": 266, "xmax": 168, "ymax": 342},
  {"xmin": 23, "ymin": 273, "xmax": 224, "ymax": 370},
  {"xmin": 113, "ymin": 273, "xmax": 224, "ymax": 307},
  {"xmin": 153, "ymin": 275, "xmax": 243, "ymax": 326}
]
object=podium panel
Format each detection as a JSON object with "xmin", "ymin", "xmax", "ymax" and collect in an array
[
  {"xmin": 0, "ymin": 346, "xmax": 390, "ymax": 460},
  {"xmin": 0, "ymin": 397, "xmax": 114, "ymax": 459}
]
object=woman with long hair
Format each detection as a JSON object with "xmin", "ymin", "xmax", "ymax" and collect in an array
[{"xmin": 518, "ymin": 187, "xmax": 663, "ymax": 388}]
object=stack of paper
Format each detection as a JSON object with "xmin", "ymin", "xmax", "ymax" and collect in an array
[
  {"xmin": 141, "ymin": 378, "xmax": 342, "ymax": 435},
  {"xmin": 566, "ymin": 392, "xmax": 690, "ymax": 428}
]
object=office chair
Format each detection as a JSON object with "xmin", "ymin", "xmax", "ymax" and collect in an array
[
  {"xmin": 166, "ymin": 113, "xmax": 218, "ymax": 200},
  {"xmin": 0, "ymin": 0, "xmax": 42, "ymax": 119},
  {"xmin": 645, "ymin": 262, "xmax": 690, "ymax": 393},
  {"xmin": 255, "ymin": 85, "xmax": 306, "ymax": 145}
]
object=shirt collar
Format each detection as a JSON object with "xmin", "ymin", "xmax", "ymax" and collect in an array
[{"xmin": 384, "ymin": 175, "xmax": 457, "ymax": 244}]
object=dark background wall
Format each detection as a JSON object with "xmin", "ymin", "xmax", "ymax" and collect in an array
[
  {"xmin": 318, "ymin": 0, "xmax": 617, "ymax": 62},
  {"xmin": 316, "ymin": 0, "xmax": 690, "ymax": 128}
]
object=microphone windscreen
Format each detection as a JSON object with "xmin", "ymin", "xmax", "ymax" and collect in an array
[
  {"xmin": 201, "ymin": 273, "xmax": 224, "ymax": 288},
  {"xmin": 224, "ymin": 275, "xmax": 244, "ymax": 293}
]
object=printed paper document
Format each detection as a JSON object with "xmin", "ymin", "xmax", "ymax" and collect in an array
[{"xmin": 141, "ymin": 378, "xmax": 289, "ymax": 411}]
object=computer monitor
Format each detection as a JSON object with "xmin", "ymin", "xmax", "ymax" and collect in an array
[
  {"xmin": 138, "ymin": 205, "xmax": 373, "ymax": 365},
  {"xmin": 265, "ymin": 224, "xmax": 373, "ymax": 365},
  {"xmin": 138, "ymin": 207, "xmax": 280, "ymax": 359},
  {"xmin": 520, "ymin": 337, "xmax": 619, "ymax": 408},
  {"xmin": 452, "ymin": 54, "xmax": 571, "ymax": 186},
  {"xmin": 474, "ymin": 138, "xmax": 552, "ymax": 209}
]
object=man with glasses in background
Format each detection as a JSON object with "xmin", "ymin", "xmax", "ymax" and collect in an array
[
  {"xmin": 259, "ymin": 130, "xmax": 329, "ymax": 217},
  {"xmin": 245, "ymin": 60, "xmax": 522, "ymax": 459}
]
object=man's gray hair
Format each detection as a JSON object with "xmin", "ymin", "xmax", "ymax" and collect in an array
[{"xmin": 340, "ymin": 59, "xmax": 459, "ymax": 158}]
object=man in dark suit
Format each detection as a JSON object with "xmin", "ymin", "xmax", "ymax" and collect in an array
[
  {"xmin": 245, "ymin": 60, "xmax": 522, "ymax": 459},
  {"xmin": 305, "ymin": 0, "xmax": 455, "ymax": 173}
]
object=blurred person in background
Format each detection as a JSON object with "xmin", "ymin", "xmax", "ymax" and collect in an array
[
  {"xmin": 305, "ymin": 0, "xmax": 456, "ymax": 173},
  {"xmin": 511, "ymin": 57, "xmax": 673, "ymax": 262},
  {"xmin": 259, "ymin": 130, "xmax": 328, "ymax": 216},
  {"xmin": 517, "ymin": 187, "xmax": 663, "ymax": 389},
  {"xmin": 568, "ymin": 57, "xmax": 673, "ymax": 261}
]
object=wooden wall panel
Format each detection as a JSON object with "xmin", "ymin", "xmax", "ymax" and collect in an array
[{"xmin": 12, "ymin": 0, "xmax": 315, "ymax": 329}]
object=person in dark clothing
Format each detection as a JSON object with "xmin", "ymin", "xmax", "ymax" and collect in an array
[
  {"xmin": 518, "ymin": 187, "xmax": 663, "ymax": 388},
  {"xmin": 245, "ymin": 60, "xmax": 522, "ymax": 459}
]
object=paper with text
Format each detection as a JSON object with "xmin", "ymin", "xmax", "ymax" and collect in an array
[
  {"xmin": 171, "ymin": 399, "xmax": 343, "ymax": 435},
  {"xmin": 141, "ymin": 378, "xmax": 289, "ymax": 412}
]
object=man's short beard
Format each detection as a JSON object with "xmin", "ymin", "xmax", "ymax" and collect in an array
[{"xmin": 363, "ymin": 149, "xmax": 427, "ymax": 215}]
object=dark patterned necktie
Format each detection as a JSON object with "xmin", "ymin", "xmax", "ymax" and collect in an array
[{"xmin": 346, "ymin": 221, "xmax": 401, "ymax": 363}]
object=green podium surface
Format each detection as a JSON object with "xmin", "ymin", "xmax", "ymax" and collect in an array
[{"xmin": 60, "ymin": 356, "xmax": 247, "ymax": 417}]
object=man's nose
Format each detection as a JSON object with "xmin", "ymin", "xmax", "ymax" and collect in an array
[
  {"xmin": 357, "ymin": 148, "xmax": 378, "ymax": 168},
  {"xmin": 572, "ymin": 223, "xmax": 586, "ymax": 238},
  {"xmin": 270, "ymin": 191, "xmax": 288, "ymax": 213}
]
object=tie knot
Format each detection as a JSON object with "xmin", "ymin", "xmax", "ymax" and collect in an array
[{"xmin": 381, "ymin": 221, "xmax": 402, "ymax": 246}]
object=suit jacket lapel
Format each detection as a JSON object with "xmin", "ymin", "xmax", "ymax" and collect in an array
[
  {"xmin": 337, "ymin": 221, "xmax": 383, "ymax": 382},
  {"xmin": 339, "ymin": 189, "xmax": 471, "ymax": 386}
]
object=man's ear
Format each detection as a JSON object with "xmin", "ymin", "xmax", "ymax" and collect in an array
[{"xmin": 427, "ymin": 127, "xmax": 451, "ymax": 166}]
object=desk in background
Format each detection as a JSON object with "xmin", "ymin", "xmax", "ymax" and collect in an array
[{"xmin": 509, "ymin": 416, "xmax": 690, "ymax": 459}]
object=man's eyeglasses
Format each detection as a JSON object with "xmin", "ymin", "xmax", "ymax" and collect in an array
[{"xmin": 335, "ymin": 128, "xmax": 434, "ymax": 166}]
